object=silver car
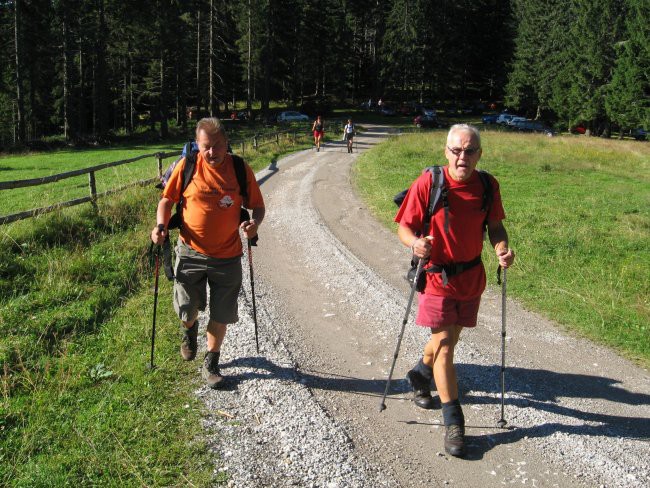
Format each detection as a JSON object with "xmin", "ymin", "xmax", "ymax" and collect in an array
[{"xmin": 277, "ymin": 111, "xmax": 309, "ymax": 122}]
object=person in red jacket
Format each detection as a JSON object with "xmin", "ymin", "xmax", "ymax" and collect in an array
[
  {"xmin": 395, "ymin": 124, "xmax": 515, "ymax": 457},
  {"xmin": 312, "ymin": 115, "xmax": 325, "ymax": 151},
  {"xmin": 151, "ymin": 117, "xmax": 265, "ymax": 389}
]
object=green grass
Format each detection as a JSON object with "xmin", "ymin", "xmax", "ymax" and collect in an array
[
  {"xmin": 353, "ymin": 131, "xmax": 650, "ymax": 367},
  {"xmin": 0, "ymin": 125, "xmax": 323, "ymax": 486},
  {"xmin": 0, "ymin": 124, "xmax": 315, "ymax": 218},
  {"xmin": 0, "ymin": 189, "xmax": 215, "ymax": 487}
]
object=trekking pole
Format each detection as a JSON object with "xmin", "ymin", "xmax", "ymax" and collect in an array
[
  {"xmin": 379, "ymin": 257, "xmax": 424, "ymax": 412},
  {"xmin": 497, "ymin": 266, "xmax": 507, "ymax": 428},
  {"xmin": 247, "ymin": 239, "xmax": 260, "ymax": 353},
  {"xmin": 149, "ymin": 229, "xmax": 163, "ymax": 370}
]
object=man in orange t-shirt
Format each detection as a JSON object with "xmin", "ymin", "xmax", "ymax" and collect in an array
[
  {"xmin": 151, "ymin": 117, "xmax": 265, "ymax": 389},
  {"xmin": 395, "ymin": 124, "xmax": 515, "ymax": 457}
]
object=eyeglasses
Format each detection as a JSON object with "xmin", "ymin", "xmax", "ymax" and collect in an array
[{"xmin": 446, "ymin": 146, "xmax": 480, "ymax": 156}]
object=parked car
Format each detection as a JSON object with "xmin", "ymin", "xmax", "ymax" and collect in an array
[
  {"xmin": 414, "ymin": 114, "xmax": 447, "ymax": 129},
  {"xmin": 380, "ymin": 106, "xmax": 396, "ymax": 116},
  {"xmin": 229, "ymin": 110, "xmax": 253, "ymax": 121},
  {"xmin": 632, "ymin": 127, "xmax": 648, "ymax": 141},
  {"xmin": 506, "ymin": 116, "xmax": 528, "ymax": 127},
  {"xmin": 511, "ymin": 120, "xmax": 555, "ymax": 136},
  {"xmin": 482, "ymin": 114, "xmax": 498, "ymax": 124},
  {"xmin": 571, "ymin": 124, "xmax": 587, "ymax": 134},
  {"xmin": 397, "ymin": 102, "xmax": 420, "ymax": 115},
  {"xmin": 421, "ymin": 107, "xmax": 437, "ymax": 118},
  {"xmin": 496, "ymin": 113, "xmax": 517, "ymax": 125},
  {"xmin": 277, "ymin": 111, "xmax": 309, "ymax": 122}
]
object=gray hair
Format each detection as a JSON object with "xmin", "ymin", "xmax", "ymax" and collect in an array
[
  {"xmin": 447, "ymin": 124, "xmax": 481, "ymax": 147},
  {"xmin": 196, "ymin": 117, "xmax": 227, "ymax": 138}
]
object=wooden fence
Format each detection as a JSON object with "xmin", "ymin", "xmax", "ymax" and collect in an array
[{"xmin": 0, "ymin": 125, "xmax": 336, "ymax": 226}]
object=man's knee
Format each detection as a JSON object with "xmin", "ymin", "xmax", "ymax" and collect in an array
[{"xmin": 207, "ymin": 320, "xmax": 227, "ymax": 334}]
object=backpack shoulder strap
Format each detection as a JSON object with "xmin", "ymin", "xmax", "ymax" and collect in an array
[
  {"xmin": 180, "ymin": 141, "xmax": 197, "ymax": 195},
  {"xmin": 231, "ymin": 154, "xmax": 249, "ymax": 205},
  {"xmin": 423, "ymin": 165, "xmax": 445, "ymax": 235},
  {"xmin": 476, "ymin": 169, "xmax": 493, "ymax": 212}
]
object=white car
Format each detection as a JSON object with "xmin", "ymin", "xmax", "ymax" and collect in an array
[{"xmin": 277, "ymin": 111, "xmax": 309, "ymax": 122}]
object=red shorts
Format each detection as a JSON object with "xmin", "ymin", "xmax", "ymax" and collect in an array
[
  {"xmin": 415, "ymin": 293, "xmax": 481, "ymax": 329},
  {"xmin": 313, "ymin": 130, "xmax": 324, "ymax": 138}
]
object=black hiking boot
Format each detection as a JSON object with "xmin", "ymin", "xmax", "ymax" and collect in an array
[
  {"xmin": 180, "ymin": 322, "xmax": 198, "ymax": 361},
  {"xmin": 202, "ymin": 351, "xmax": 225, "ymax": 389},
  {"xmin": 444, "ymin": 424, "xmax": 466, "ymax": 457},
  {"xmin": 406, "ymin": 368, "xmax": 436, "ymax": 409}
]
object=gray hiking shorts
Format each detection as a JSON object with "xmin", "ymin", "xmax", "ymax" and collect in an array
[{"xmin": 173, "ymin": 240, "xmax": 242, "ymax": 325}]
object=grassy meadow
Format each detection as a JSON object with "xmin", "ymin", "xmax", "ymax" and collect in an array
[
  {"xmin": 0, "ymin": 189, "xmax": 217, "ymax": 486},
  {"xmin": 354, "ymin": 130, "xmax": 650, "ymax": 367},
  {"xmin": 0, "ymin": 122, "xmax": 317, "ymax": 217},
  {"xmin": 0, "ymin": 124, "xmax": 320, "ymax": 486}
]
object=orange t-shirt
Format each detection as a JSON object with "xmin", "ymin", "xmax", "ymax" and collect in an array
[{"xmin": 162, "ymin": 153, "xmax": 265, "ymax": 258}]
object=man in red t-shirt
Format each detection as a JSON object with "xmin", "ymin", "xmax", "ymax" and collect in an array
[
  {"xmin": 151, "ymin": 118, "xmax": 265, "ymax": 389},
  {"xmin": 395, "ymin": 124, "xmax": 515, "ymax": 457}
]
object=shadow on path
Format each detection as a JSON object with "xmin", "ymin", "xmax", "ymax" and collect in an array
[{"xmin": 218, "ymin": 356, "xmax": 650, "ymax": 454}]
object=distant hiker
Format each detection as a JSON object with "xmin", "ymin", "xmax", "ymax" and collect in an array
[
  {"xmin": 343, "ymin": 119, "xmax": 355, "ymax": 153},
  {"xmin": 394, "ymin": 124, "xmax": 515, "ymax": 457},
  {"xmin": 150, "ymin": 117, "xmax": 265, "ymax": 389},
  {"xmin": 343, "ymin": 118, "xmax": 355, "ymax": 152},
  {"xmin": 312, "ymin": 115, "xmax": 324, "ymax": 151}
]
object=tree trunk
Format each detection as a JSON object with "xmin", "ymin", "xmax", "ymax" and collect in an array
[
  {"xmin": 62, "ymin": 0, "xmax": 75, "ymax": 142},
  {"xmin": 14, "ymin": 0, "xmax": 25, "ymax": 143},
  {"xmin": 94, "ymin": 0, "xmax": 109, "ymax": 138},
  {"xmin": 159, "ymin": 57, "xmax": 168, "ymax": 138},
  {"xmin": 128, "ymin": 56, "xmax": 133, "ymax": 133},
  {"xmin": 246, "ymin": 0, "xmax": 252, "ymax": 116},
  {"xmin": 209, "ymin": 0, "xmax": 215, "ymax": 116},
  {"xmin": 261, "ymin": 0, "xmax": 273, "ymax": 113},
  {"xmin": 122, "ymin": 66, "xmax": 127, "ymax": 132},
  {"xmin": 78, "ymin": 44, "xmax": 87, "ymax": 136},
  {"xmin": 196, "ymin": 9, "xmax": 201, "ymax": 114}
]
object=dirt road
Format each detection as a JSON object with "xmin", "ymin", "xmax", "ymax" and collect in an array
[{"xmin": 199, "ymin": 125, "xmax": 649, "ymax": 487}]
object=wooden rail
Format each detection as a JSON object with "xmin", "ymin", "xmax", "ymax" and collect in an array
[
  {"xmin": 0, "ymin": 153, "xmax": 162, "ymax": 190},
  {"xmin": 0, "ymin": 125, "xmax": 326, "ymax": 226},
  {"xmin": 0, "ymin": 178, "xmax": 159, "ymax": 225}
]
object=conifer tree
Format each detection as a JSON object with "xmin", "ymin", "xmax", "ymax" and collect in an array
[{"xmin": 606, "ymin": 0, "xmax": 650, "ymax": 135}]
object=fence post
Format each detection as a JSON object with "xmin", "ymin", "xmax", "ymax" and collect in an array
[
  {"xmin": 276, "ymin": 132, "xmax": 280, "ymax": 145},
  {"xmin": 88, "ymin": 171, "xmax": 98, "ymax": 212},
  {"xmin": 156, "ymin": 153, "xmax": 163, "ymax": 177},
  {"xmin": 241, "ymin": 141, "xmax": 245, "ymax": 155},
  {"xmin": 253, "ymin": 134, "xmax": 258, "ymax": 150}
]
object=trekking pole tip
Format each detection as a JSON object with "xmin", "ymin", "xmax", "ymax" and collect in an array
[
  {"xmin": 379, "ymin": 402, "xmax": 387, "ymax": 413},
  {"xmin": 496, "ymin": 419, "xmax": 507, "ymax": 429}
]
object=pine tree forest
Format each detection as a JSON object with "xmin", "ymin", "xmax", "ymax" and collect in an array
[{"xmin": 0, "ymin": 0, "xmax": 647, "ymax": 147}]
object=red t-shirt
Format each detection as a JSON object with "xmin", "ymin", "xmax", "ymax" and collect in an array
[
  {"xmin": 395, "ymin": 166, "xmax": 506, "ymax": 299},
  {"xmin": 162, "ymin": 153, "xmax": 265, "ymax": 258}
]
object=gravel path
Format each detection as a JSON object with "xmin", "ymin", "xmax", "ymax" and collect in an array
[{"xmin": 190, "ymin": 127, "xmax": 650, "ymax": 487}]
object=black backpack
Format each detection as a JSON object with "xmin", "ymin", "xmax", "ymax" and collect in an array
[
  {"xmin": 394, "ymin": 166, "xmax": 493, "ymax": 290},
  {"xmin": 160, "ymin": 141, "xmax": 256, "ymax": 280}
]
